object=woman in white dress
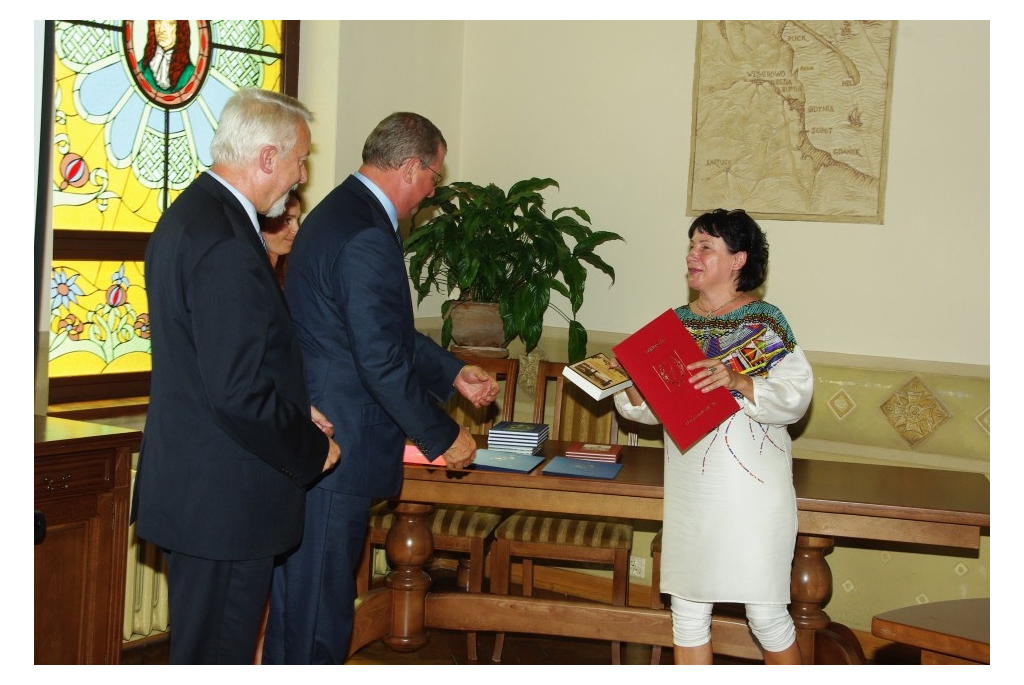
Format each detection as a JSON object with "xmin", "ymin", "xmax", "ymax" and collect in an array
[{"xmin": 614, "ymin": 209, "xmax": 813, "ymax": 665}]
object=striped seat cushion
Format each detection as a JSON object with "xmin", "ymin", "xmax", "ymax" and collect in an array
[
  {"xmin": 368, "ymin": 502, "xmax": 502, "ymax": 539},
  {"xmin": 495, "ymin": 511, "xmax": 633, "ymax": 549}
]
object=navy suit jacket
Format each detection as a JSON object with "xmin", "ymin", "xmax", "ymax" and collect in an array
[
  {"xmin": 134, "ymin": 173, "xmax": 329, "ymax": 560},
  {"xmin": 284, "ymin": 175, "xmax": 463, "ymax": 498}
]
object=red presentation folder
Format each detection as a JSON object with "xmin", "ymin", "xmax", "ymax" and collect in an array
[{"xmin": 612, "ymin": 310, "xmax": 739, "ymax": 452}]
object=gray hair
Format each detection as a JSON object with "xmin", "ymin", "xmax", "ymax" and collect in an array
[
  {"xmin": 361, "ymin": 112, "xmax": 447, "ymax": 170},
  {"xmin": 211, "ymin": 88, "xmax": 313, "ymax": 166}
]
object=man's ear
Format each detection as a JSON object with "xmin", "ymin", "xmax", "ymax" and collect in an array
[
  {"xmin": 401, "ymin": 157, "xmax": 417, "ymax": 183},
  {"xmin": 258, "ymin": 145, "xmax": 277, "ymax": 175}
]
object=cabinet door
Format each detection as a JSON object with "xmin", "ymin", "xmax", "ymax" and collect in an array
[{"xmin": 35, "ymin": 488, "xmax": 116, "ymax": 664}]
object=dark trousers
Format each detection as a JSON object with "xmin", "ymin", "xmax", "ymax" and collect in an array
[
  {"xmin": 164, "ymin": 550, "xmax": 273, "ymax": 664},
  {"xmin": 262, "ymin": 489, "xmax": 372, "ymax": 664}
]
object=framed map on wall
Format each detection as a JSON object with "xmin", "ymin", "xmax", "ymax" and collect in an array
[{"xmin": 687, "ymin": 21, "xmax": 897, "ymax": 224}]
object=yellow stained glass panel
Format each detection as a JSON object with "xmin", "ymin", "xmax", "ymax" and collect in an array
[{"xmin": 49, "ymin": 20, "xmax": 286, "ymax": 380}]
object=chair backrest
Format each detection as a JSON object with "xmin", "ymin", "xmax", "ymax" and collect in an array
[
  {"xmin": 443, "ymin": 354, "xmax": 519, "ymax": 434},
  {"xmin": 532, "ymin": 360, "xmax": 618, "ymax": 443}
]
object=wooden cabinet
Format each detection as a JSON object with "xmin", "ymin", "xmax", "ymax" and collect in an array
[{"xmin": 34, "ymin": 415, "xmax": 140, "ymax": 664}]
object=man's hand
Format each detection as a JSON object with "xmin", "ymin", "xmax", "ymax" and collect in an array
[
  {"xmin": 442, "ymin": 426, "xmax": 476, "ymax": 470},
  {"xmin": 310, "ymin": 405, "xmax": 335, "ymax": 438},
  {"xmin": 454, "ymin": 365, "xmax": 500, "ymax": 408},
  {"xmin": 323, "ymin": 436, "xmax": 341, "ymax": 473}
]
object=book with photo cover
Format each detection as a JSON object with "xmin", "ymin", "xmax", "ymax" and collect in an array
[
  {"xmin": 612, "ymin": 309, "xmax": 739, "ymax": 453},
  {"xmin": 541, "ymin": 455, "xmax": 624, "ymax": 480},
  {"xmin": 472, "ymin": 449, "xmax": 545, "ymax": 474},
  {"xmin": 564, "ymin": 442, "xmax": 623, "ymax": 463},
  {"xmin": 561, "ymin": 352, "xmax": 633, "ymax": 401}
]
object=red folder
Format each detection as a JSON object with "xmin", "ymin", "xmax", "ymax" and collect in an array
[
  {"xmin": 403, "ymin": 443, "xmax": 447, "ymax": 466},
  {"xmin": 612, "ymin": 310, "xmax": 739, "ymax": 452}
]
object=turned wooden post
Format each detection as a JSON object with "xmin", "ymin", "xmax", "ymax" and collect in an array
[
  {"xmin": 790, "ymin": 534, "xmax": 834, "ymax": 664},
  {"xmin": 381, "ymin": 502, "xmax": 435, "ymax": 652}
]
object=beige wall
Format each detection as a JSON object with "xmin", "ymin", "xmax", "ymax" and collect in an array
[
  {"xmin": 297, "ymin": 20, "xmax": 991, "ymax": 635},
  {"xmin": 299, "ymin": 21, "xmax": 466, "ymax": 214},
  {"xmin": 300, "ymin": 20, "xmax": 989, "ymax": 367}
]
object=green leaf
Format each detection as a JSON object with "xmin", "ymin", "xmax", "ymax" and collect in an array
[{"xmin": 567, "ymin": 321, "xmax": 587, "ymax": 363}]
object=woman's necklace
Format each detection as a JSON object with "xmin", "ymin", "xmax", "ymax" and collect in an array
[{"xmin": 692, "ymin": 292, "xmax": 743, "ymax": 318}]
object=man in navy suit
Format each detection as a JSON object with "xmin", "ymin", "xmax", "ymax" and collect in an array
[
  {"xmin": 134, "ymin": 88, "xmax": 341, "ymax": 664},
  {"xmin": 262, "ymin": 112, "xmax": 499, "ymax": 664}
]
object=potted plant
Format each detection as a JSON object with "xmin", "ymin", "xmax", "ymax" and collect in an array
[{"xmin": 405, "ymin": 177, "xmax": 624, "ymax": 363}]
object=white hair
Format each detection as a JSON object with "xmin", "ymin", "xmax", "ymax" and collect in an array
[{"xmin": 210, "ymin": 88, "xmax": 313, "ymax": 166}]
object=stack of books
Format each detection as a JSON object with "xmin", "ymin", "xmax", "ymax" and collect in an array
[
  {"xmin": 564, "ymin": 441, "xmax": 623, "ymax": 463},
  {"xmin": 487, "ymin": 421, "xmax": 549, "ymax": 455}
]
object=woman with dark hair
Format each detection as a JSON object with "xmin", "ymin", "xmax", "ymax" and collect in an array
[
  {"xmin": 614, "ymin": 208, "xmax": 813, "ymax": 664},
  {"xmin": 141, "ymin": 20, "xmax": 194, "ymax": 93},
  {"xmin": 259, "ymin": 191, "xmax": 302, "ymax": 289}
]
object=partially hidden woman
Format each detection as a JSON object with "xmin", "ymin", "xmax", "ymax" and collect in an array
[
  {"xmin": 613, "ymin": 208, "xmax": 813, "ymax": 665},
  {"xmin": 253, "ymin": 188, "xmax": 303, "ymax": 664},
  {"xmin": 259, "ymin": 190, "xmax": 302, "ymax": 289}
]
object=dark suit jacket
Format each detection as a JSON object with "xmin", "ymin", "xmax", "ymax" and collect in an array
[
  {"xmin": 134, "ymin": 172, "xmax": 329, "ymax": 560},
  {"xmin": 284, "ymin": 175, "xmax": 463, "ymax": 498}
]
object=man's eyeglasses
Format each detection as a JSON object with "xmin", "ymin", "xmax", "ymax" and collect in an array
[{"xmin": 420, "ymin": 160, "xmax": 443, "ymax": 188}]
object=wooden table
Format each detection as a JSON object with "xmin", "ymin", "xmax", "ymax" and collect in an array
[
  {"xmin": 349, "ymin": 440, "xmax": 989, "ymax": 664},
  {"xmin": 872, "ymin": 598, "xmax": 989, "ymax": 664}
]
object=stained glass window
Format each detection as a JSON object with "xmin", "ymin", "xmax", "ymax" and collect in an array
[{"xmin": 47, "ymin": 20, "xmax": 297, "ymax": 403}]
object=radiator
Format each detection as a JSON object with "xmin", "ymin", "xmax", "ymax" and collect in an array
[{"xmin": 123, "ymin": 470, "xmax": 169, "ymax": 642}]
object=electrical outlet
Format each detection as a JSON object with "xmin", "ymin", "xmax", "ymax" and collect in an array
[{"xmin": 629, "ymin": 556, "xmax": 646, "ymax": 579}]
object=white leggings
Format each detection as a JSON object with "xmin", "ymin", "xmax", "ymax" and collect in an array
[{"xmin": 670, "ymin": 596, "xmax": 796, "ymax": 653}]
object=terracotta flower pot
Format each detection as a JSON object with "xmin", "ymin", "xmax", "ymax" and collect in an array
[{"xmin": 446, "ymin": 301, "xmax": 511, "ymax": 357}]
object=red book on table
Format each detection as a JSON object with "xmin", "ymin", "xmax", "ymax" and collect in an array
[
  {"xmin": 565, "ymin": 442, "xmax": 623, "ymax": 463},
  {"xmin": 612, "ymin": 309, "xmax": 739, "ymax": 452}
]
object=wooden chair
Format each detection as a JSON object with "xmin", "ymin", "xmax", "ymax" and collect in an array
[
  {"xmin": 356, "ymin": 354, "xmax": 517, "ymax": 660},
  {"xmin": 490, "ymin": 359, "xmax": 634, "ymax": 664}
]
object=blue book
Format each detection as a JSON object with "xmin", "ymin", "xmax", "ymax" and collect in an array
[
  {"xmin": 472, "ymin": 449, "xmax": 545, "ymax": 474},
  {"xmin": 541, "ymin": 455, "xmax": 624, "ymax": 480},
  {"xmin": 489, "ymin": 421, "xmax": 549, "ymax": 440}
]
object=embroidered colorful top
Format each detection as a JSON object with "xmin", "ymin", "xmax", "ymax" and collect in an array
[{"xmin": 674, "ymin": 300, "xmax": 798, "ymax": 380}]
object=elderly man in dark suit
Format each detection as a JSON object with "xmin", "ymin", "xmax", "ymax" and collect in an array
[
  {"xmin": 133, "ymin": 88, "xmax": 341, "ymax": 664},
  {"xmin": 262, "ymin": 112, "xmax": 498, "ymax": 664}
]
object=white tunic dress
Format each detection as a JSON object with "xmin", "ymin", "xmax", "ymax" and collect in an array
[{"xmin": 615, "ymin": 301, "xmax": 813, "ymax": 605}]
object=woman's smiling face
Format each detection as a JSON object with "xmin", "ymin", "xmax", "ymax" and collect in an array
[{"xmin": 686, "ymin": 229, "xmax": 743, "ymax": 292}]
